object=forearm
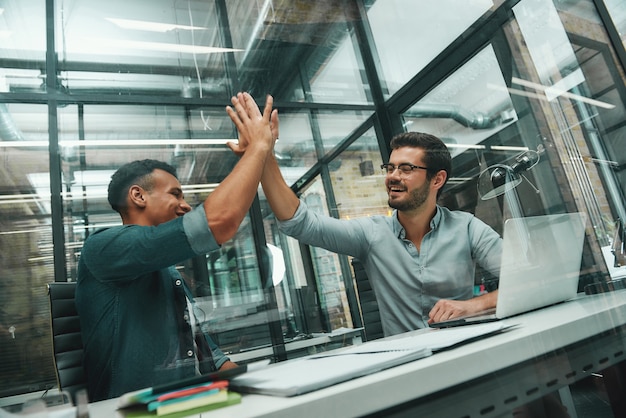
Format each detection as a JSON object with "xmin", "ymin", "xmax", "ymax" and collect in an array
[
  {"xmin": 205, "ymin": 141, "xmax": 271, "ymax": 243},
  {"xmin": 261, "ymin": 154, "xmax": 300, "ymax": 221},
  {"xmin": 472, "ymin": 289, "xmax": 498, "ymax": 311},
  {"xmin": 428, "ymin": 289, "xmax": 499, "ymax": 323}
]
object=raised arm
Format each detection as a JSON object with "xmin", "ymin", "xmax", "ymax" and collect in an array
[
  {"xmin": 227, "ymin": 92, "xmax": 299, "ymax": 221},
  {"xmin": 205, "ymin": 93, "xmax": 275, "ymax": 244},
  {"xmin": 260, "ymin": 154, "xmax": 300, "ymax": 221}
]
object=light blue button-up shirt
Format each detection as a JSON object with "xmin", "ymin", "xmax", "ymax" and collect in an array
[{"xmin": 278, "ymin": 201, "xmax": 502, "ymax": 336}]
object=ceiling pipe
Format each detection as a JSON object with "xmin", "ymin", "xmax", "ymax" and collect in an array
[
  {"xmin": 0, "ymin": 103, "xmax": 25, "ymax": 142},
  {"xmin": 404, "ymin": 103, "xmax": 515, "ymax": 130}
]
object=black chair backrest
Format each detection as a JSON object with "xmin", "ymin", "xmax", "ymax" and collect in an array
[
  {"xmin": 351, "ymin": 259, "xmax": 384, "ymax": 341},
  {"xmin": 47, "ymin": 281, "xmax": 87, "ymax": 403}
]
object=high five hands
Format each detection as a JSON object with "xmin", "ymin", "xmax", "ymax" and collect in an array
[{"xmin": 226, "ymin": 92, "xmax": 279, "ymax": 156}]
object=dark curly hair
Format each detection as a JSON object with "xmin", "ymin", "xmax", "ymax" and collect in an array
[{"xmin": 107, "ymin": 159, "xmax": 178, "ymax": 214}]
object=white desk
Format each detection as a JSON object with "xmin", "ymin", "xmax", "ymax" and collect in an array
[
  {"xmin": 228, "ymin": 327, "xmax": 363, "ymax": 363},
  {"xmin": 89, "ymin": 290, "xmax": 626, "ymax": 418}
]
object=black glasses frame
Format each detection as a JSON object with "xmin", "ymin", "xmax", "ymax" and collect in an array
[{"xmin": 381, "ymin": 163, "xmax": 430, "ymax": 175}]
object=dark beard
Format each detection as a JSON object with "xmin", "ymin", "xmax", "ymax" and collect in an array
[{"xmin": 388, "ymin": 181, "xmax": 429, "ymax": 212}]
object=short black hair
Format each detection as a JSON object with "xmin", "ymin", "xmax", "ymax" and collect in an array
[
  {"xmin": 107, "ymin": 159, "xmax": 178, "ymax": 214},
  {"xmin": 389, "ymin": 132, "xmax": 451, "ymax": 196}
]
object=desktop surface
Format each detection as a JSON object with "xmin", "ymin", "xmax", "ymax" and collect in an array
[{"xmin": 88, "ymin": 290, "xmax": 626, "ymax": 418}]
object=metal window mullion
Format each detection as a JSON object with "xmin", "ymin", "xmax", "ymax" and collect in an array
[{"xmin": 46, "ymin": 0, "xmax": 66, "ymax": 283}]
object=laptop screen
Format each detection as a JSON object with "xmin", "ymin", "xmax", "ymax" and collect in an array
[{"xmin": 495, "ymin": 212, "xmax": 587, "ymax": 318}]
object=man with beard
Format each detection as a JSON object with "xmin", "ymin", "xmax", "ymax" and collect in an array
[{"xmin": 227, "ymin": 93, "xmax": 502, "ymax": 336}]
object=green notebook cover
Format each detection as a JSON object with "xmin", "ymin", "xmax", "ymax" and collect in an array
[{"xmin": 120, "ymin": 391, "xmax": 242, "ymax": 418}]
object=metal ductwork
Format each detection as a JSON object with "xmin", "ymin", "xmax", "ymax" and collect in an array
[
  {"xmin": 0, "ymin": 103, "xmax": 24, "ymax": 142},
  {"xmin": 405, "ymin": 103, "xmax": 516, "ymax": 130}
]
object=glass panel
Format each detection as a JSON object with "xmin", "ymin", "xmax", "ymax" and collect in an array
[
  {"xmin": 0, "ymin": 104, "xmax": 55, "ymax": 397},
  {"xmin": 261, "ymin": 129, "xmax": 382, "ymax": 351},
  {"xmin": 330, "ymin": 128, "xmax": 387, "ymax": 219},
  {"xmin": 56, "ymin": 0, "xmax": 230, "ymax": 99},
  {"xmin": 300, "ymin": 176, "xmax": 353, "ymax": 332},
  {"xmin": 403, "ymin": 45, "xmax": 518, "ymax": 159},
  {"xmin": 317, "ymin": 110, "xmax": 373, "ymax": 154},
  {"xmin": 274, "ymin": 109, "xmax": 373, "ymax": 181},
  {"xmin": 604, "ymin": 0, "xmax": 626, "ymax": 49},
  {"xmin": 262, "ymin": 211, "xmax": 323, "ymax": 344},
  {"xmin": 512, "ymin": 0, "xmax": 625, "ymax": 277},
  {"xmin": 274, "ymin": 112, "xmax": 315, "ymax": 181},
  {"xmin": 265, "ymin": 116, "xmax": 381, "ymax": 338},
  {"xmin": 367, "ymin": 0, "xmax": 497, "ymax": 97},
  {"xmin": 402, "ymin": 0, "xmax": 626, "ymax": 295},
  {"xmin": 301, "ymin": 30, "xmax": 371, "ymax": 105},
  {"xmin": 0, "ymin": 1, "xmax": 46, "ymax": 94},
  {"xmin": 226, "ymin": 1, "xmax": 370, "ymax": 104},
  {"xmin": 193, "ymin": 217, "xmax": 273, "ymax": 356},
  {"xmin": 0, "ymin": 2, "xmax": 45, "ymax": 61}
]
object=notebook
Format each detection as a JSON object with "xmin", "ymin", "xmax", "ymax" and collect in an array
[
  {"xmin": 430, "ymin": 212, "xmax": 587, "ymax": 328},
  {"xmin": 229, "ymin": 322, "xmax": 509, "ymax": 396}
]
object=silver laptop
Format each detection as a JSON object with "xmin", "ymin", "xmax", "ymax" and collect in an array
[{"xmin": 430, "ymin": 212, "xmax": 587, "ymax": 328}]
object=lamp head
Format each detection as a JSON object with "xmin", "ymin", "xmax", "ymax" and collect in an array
[
  {"xmin": 478, "ymin": 164, "xmax": 522, "ymax": 200},
  {"xmin": 477, "ymin": 148, "xmax": 542, "ymax": 200}
]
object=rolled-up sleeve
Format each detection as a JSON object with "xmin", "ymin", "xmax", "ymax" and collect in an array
[
  {"xmin": 204, "ymin": 334, "xmax": 230, "ymax": 369},
  {"xmin": 183, "ymin": 205, "xmax": 220, "ymax": 255}
]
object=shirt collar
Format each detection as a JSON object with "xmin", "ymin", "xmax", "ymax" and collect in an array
[{"xmin": 392, "ymin": 205, "xmax": 443, "ymax": 239}]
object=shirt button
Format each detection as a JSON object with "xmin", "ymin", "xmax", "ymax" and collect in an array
[
  {"xmin": 187, "ymin": 350, "xmax": 194, "ymax": 357},
  {"xmin": 183, "ymin": 314, "xmax": 189, "ymax": 321},
  {"xmin": 175, "ymin": 279, "xmax": 182, "ymax": 286}
]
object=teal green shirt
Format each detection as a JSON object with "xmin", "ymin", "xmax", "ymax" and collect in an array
[{"xmin": 76, "ymin": 205, "xmax": 228, "ymax": 401}]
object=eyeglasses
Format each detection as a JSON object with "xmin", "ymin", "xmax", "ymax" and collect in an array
[{"xmin": 381, "ymin": 163, "xmax": 429, "ymax": 175}]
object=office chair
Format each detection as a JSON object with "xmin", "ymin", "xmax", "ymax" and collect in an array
[
  {"xmin": 47, "ymin": 281, "xmax": 88, "ymax": 403},
  {"xmin": 351, "ymin": 259, "xmax": 384, "ymax": 341}
]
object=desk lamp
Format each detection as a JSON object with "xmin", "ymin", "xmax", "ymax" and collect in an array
[
  {"xmin": 477, "ymin": 148, "xmax": 542, "ymax": 201},
  {"xmin": 477, "ymin": 147, "xmax": 542, "ymax": 222}
]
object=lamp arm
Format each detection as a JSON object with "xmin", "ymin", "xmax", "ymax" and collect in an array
[{"xmin": 520, "ymin": 174, "xmax": 540, "ymax": 194}]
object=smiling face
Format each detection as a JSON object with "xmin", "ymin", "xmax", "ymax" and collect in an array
[
  {"xmin": 133, "ymin": 169, "xmax": 192, "ymax": 226},
  {"xmin": 384, "ymin": 147, "xmax": 435, "ymax": 212}
]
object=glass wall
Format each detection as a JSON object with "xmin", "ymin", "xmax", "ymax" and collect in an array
[
  {"xmin": 0, "ymin": 104, "xmax": 54, "ymax": 396},
  {"xmin": 0, "ymin": 0, "xmax": 625, "ymax": 413}
]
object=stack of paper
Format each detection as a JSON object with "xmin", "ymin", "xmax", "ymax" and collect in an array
[
  {"xmin": 231, "ymin": 322, "xmax": 512, "ymax": 396},
  {"xmin": 117, "ymin": 380, "xmax": 241, "ymax": 417}
]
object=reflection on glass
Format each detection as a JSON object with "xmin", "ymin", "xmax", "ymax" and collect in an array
[
  {"xmin": 274, "ymin": 112, "xmax": 315, "ymax": 180},
  {"xmin": 303, "ymin": 30, "xmax": 370, "ymax": 105},
  {"xmin": 0, "ymin": 1, "xmax": 45, "ymax": 63},
  {"xmin": 300, "ymin": 177, "xmax": 353, "ymax": 332},
  {"xmin": 0, "ymin": 104, "xmax": 55, "ymax": 395},
  {"xmin": 514, "ymin": 0, "xmax": 625, "ymax": 249},
  {"xmin": 261, "ymin": 194, "xmax": 316, "ymax": 346},
  {"xmin": 193, "ymin": 218, "xmax": 272, "ymax": 354},
  {"xmin": 329, "ymin": 128, "xmax": 388, "ymax": 219},
  {"xmin": 56, "ymin": 0, "xmax": 229, "ymax": 98},
  {"xmin": 514, "ymin": 0, "xmax": 580, "ymax": 85},
  {"xmin": 275, "ymin": 110, "xmax": 372, "ymax": 180},
  {"xmin": 367, "ymin": 0, "xmax": 495, "ymax": 96},
  {"xmin": 403, "ymin": 45, "xmax": 517, "ymax": 158},
  {"xmin": 227, "ymin": 1, "xmax": 369, "ymax": 104},
  {"xmin": 316, "ymin": 110, "xmax": 373, "ymax": 153},
  {"xmin": 605, "ymin": 0, "xmax": 626, "ymax": 48}
]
